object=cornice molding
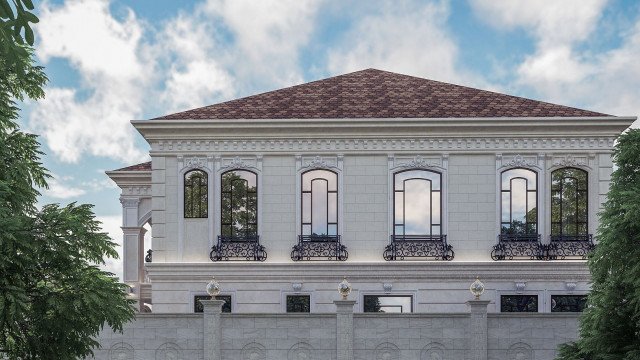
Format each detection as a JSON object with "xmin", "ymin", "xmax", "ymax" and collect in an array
[
  {"xmin": 149, "ymin": 136, "xmax": 617, "ymax": 155},
  {"xmin": 132, "ymin": 117, "xmax": 635, "ymax": 142},
  {"xmin": 145, "ymin": 262, "xmax": 591, "ymax": 282}
]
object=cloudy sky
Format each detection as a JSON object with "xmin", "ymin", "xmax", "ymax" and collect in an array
[{"xmin": 23, "ymin": 0, "xmax": 640, "ymax": 279}]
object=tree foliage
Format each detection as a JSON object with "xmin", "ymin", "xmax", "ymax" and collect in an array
[
  {"xmin": 556, "ymin": 129, "xmax": 640, "ymax": 360},
  {"xmin": 0, "ymin": 2, "xmax": 135, "ymax": 358}
]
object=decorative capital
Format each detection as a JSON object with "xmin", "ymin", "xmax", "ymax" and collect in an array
[{"xmin": 119, "ymin": 197, "xmax": 140, "ymax": 208}]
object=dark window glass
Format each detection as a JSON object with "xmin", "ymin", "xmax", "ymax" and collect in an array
[
  {"xmin": 184, "ymin": 170, "xmax": 208, "ymax": 218},
  {"xmin": 500, "ymin": 168, "xmax": 537, "ymax": 235},
  {"xmin": 363, "ymin": 295, "xmax": 413, "ymax": 313},
  {"xmin": 194, "ymin": 295, "xmax": 231, "ymax": 313},
  {"xmin": 551, "ymin": 168, "xmax": 588, "ymax": 236},
  {"xmin": 221, "ymin": 170, "xmax": 258, "ymax": 238},
  {"xmin": 501, "ymin": 295, "xmax": 538, "ymax": 312},
  {"xmin": 301, "ymin": 170, "xmax": 338, "ymax": 236},
  {"xmin": 551, "ymin": 295, "xmax": 587, "ymax": 312},
  {"xmin": 393, "ymin": 170, "xmax": 441, "ymax": 237},
  {"xmin": 286, "ymin": 295, "xmax": 310, "ymax": 313}
]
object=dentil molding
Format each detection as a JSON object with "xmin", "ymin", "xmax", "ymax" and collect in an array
[{"xmin": 151, "ymin": 137, "xmax": 616, "ymax": 154}]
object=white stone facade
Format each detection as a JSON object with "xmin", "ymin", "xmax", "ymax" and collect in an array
[{"xmin": 104, "ymin": 87, "xmax": 634, "ymax": 359}]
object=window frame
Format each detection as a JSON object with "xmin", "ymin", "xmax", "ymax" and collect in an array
[
  {"xmin": 499, "ymin": 294, "xmax": 540, "ymax": 313},
  {"xmin": 550, "ymin": 294, "xmax": 588, "ymax": 313},
  {"xmin": 281, "ymin": 291, "xmax": 315, "ymax": 313},
  {"xmin": 220, "ymin": 169, "xmax": 258, "ymax": 239},
  {"xmin": 192, "ymin": 293, "xmax": 234, "ymax": 313},
  {"xmin": 362, "ymin": 294, "xmax": 414, "ymax": 313},
  {"xmin": 500, "ymin": 167, "xmax": 539, "ymax": 235},
  {"xmin": 184, "ymin": 169, "xmax": 209, "ymax": 219},
  {"xmin": 550, "ymin": 167, "xmax": 589, "ymax": 237},
  {"xmin": 300, "ymin": 168, "xmax": 339, "ymax": 237},
  {"xmin": 285, "ymin": 294, "xmax": 311, "ymax": 313},
  {"xmin": 392, "ymin": 169, "xmax": 443, "ymax": 238}
]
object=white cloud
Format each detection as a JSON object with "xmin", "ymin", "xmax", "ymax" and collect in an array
[
  {"xmin": 470, "ymin": 0, "xmax": 607, "ymax": 47},
  {"xmin": 327, "ymin": 0, "xmax": 483, "ymax": 86},
  {"xmin": 470, "ymin": 0, "xmax": 640, "ymax": 125},
  {"xmin": 32, "ymin": 0, "xmax": 150, "ymax": 163},
  {"xmin": 96, "ymin": 215, "xmax": 123, "ymax": 280},
  {"xmin": 30, "ymin": 0, "xmax": 325, "ymax": 161},
  {"xmin": 44, "ymin": 173, "xmax": 87, "ymax": 199},
  {"xmin": 202, "ymin": 0, "xmax": 323, "ymax": 90},
  {"xmin": 158, "ymin": 13, "xmax": 234, "ymax": 113}
]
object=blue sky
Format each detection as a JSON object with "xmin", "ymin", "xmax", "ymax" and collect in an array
[{"xmin": 23, "ymin": 0, "xmax": 640, "ymax": 277}]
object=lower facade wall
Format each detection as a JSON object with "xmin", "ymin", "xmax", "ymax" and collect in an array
[
  {"xmin": 488, "ymin": 314, "xmax": 580, "ymax": 360},
  {"xmin": 92, "ymin": 312, "xmax": 579, "ymax": 360}
]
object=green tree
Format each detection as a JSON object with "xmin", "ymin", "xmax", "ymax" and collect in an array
[
  {"xmin": 0, "ymin": 1, "xmax": 135, "ymax": 359},
  {"xmin": 556, "ymin": 129, "xmax": 640, "ymax": 360}
]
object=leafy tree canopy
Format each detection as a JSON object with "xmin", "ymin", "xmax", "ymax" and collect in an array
[
  {"xmin": 0, "ymin": 1, "xmax": 136, "ymax": 358},
  {"xmin": 556, "ymin": 128, "xmax": 640, "ymax": 360}
]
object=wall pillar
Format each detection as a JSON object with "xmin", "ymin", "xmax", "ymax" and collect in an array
[
  {"xmin": 334, "ymin": 300, "xmax": 356, "ymax": 360},
  {"xmin": 202, "ymin": 299, "xmax": 225, "ymax": 360},
  {"xmin": 467, "ymin": 300, "xmax": 490, "ymax": 360}
]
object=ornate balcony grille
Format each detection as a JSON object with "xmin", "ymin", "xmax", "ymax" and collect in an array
[
  {"xmin": 547, "ymin": 234, "xmax": 594, "ymax": 260},
  {"xmin": 491, "ymin": 234, "xmax": 544, "ymax": 260},
  {"xmin": 145, "ymin": 249, "xmax": 152, "ymax": 263},
  {"xmin": 290, "ymin": 235, "xmax": 348, "ymax": 261},
  {"xmin": 210, "ymin": 236, "xmax": 267, "ymax": 261},
  {"xmin": 383, "ymin": 235, "xmax": 454, "ymax": 261},
  {"xmin": 491, "ymin": 234, "xmax": 595, "ymax": 260}
]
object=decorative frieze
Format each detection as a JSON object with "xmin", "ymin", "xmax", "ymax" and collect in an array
[
  {"xmin": 122, "ymin": 186, "xmax": 151, "ymax": 197},
  {"xmin": 152, "ymin": 137, "xmax": 616, "ymax": 154},
  {"xmin": 548, "ymin": 153, "xmax": 593, "ymax": 169},
  {"xmin": 391, "ymin": 154, "xmax": 444, "ymax": 170},
  {"xmin": 220, "ymin": 156, "xmax": 260, "ymax": 170}
]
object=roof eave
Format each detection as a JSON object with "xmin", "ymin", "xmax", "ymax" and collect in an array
[
  {"xmin": 131, "ymin": 116, "xmax": 636, "ymax": 141},
  {"xmin": 106, "ymin": 170, "xmax": 152, "ymax": 188}
]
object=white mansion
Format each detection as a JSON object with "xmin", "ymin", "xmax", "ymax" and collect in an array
[{"xmin": 100, "ymin": 69, "xmax": 635, "ymax": 360}]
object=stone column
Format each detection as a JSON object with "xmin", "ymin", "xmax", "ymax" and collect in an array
[
  {"xmin": 467, "ymin": 300, "xmax": 490, "ymax": 360},
  {"xmin": 201, "ymin": 299, "xmax": 226, "ymax": 360},
  {"xmin": 334, "ymin": 300, "xmax": 356, "ymax": 360}
]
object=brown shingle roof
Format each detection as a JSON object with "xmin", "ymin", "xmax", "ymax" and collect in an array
[
  {"xmin": 154, "ymin": 69, "xmax": 608, "ymax": 120},
  {"xmin": 113, "ymin": 161, "xmax": 151, "ymax": 171}
]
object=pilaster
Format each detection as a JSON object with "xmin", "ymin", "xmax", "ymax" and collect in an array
[
  {"xmin": 201, "ymin": 299, "xmax": 225, "ymax": 360},
  {"xmin": 334, "ymin": 300, "xmax": 356, "ymax": 360},
  {"xmin": 467, "ymin": 300, "xmax": 490, "ymax": 360}
]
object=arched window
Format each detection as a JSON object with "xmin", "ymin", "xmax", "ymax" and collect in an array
[
  {"xmin": 551, "ymin": 168, "xmax": 588, "ymax": 237},
  {"xmin": 221, "ymin": 170, "xmax": 258, "ymax": 239},
  {"xmin": 393, "ymin": 169, "xmax": 442, "ymax": 237},
  {"xmin": 301, "ymin": 169, "xmax": 338, "ymax": 236},
  {"xmin": 501, "ymin": 168, "xmax": 537, "ymax": 235},
  {"xmin": 184, "ymin": 169, "xmax": 208, "ymax": 218}
]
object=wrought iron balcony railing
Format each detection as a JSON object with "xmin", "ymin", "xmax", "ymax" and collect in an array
[
  {"xmin": 491, "ymin": 234, "xmax": 595, "ymax": 260},
  {"xmin": 290, "ymin": 235, "xmax": 348, "ymax": 261},
  {"xmin": 547, "ymin": 234, "xmax": 594, "ymax": 260},
  {"xmin": 491, "ymin": 234, "xmax": 544, "ymax": 260},
  {"xmin": 383, "ymin": 235, "xmax": 454, "ymax": 261},
  {"xmin": 210, "ymin": 235, "xmax": 267, "ymax": 262}
]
